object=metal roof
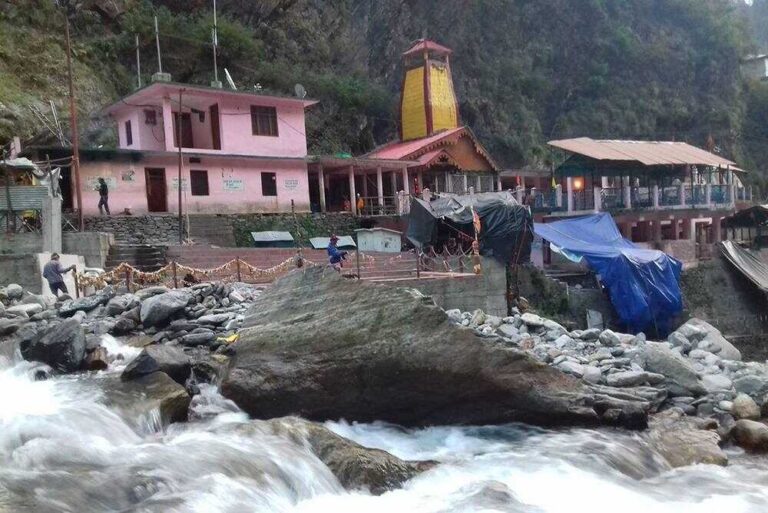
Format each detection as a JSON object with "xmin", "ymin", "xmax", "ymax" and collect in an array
[
  {"xmin": 402, "ymin": 39, "xmax": 452, "ymax": 57},
  {"xmin": 251, "ymin": 231, "xmax": 294, "ymax": 243},
  {"xmin": 548, "ymin": 137, "xmax": 737, "ymax": 167}
]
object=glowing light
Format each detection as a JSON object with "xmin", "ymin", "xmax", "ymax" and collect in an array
[{"xmin": 573, "ymin": 178, "xmax": 584, "ymax": 190}]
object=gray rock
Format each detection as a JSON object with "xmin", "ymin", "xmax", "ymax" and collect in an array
[
  {"xmin": 640, "ymin": 342, "xmax": 706, "ymax": 397},
  {"xmin": 197, "ymin": 313, "xmax": 233, "ymax": 325},
  {"xmin": 667, "ymin": 331, "xmax": 691, "ymax": 352},
  {"xmin": 20, "ymin": 318, "xmax": 85, "ymax": 373},
  {"xmin": 731, "ymin": 393, "xmax": 761, "ymax": 420},
  {"xmin": 543, "ymin": 319, "xmax": 567, "ymax": 337},
  {"xmin": 520, "ymin": 312, "xmax": 545, "ymax": 328},
  {"xmin": 121, "ymin": 344, "xmax": 191, "ymax": 385},
  {"xmin": 485, "ymin": 315, "xmax": 502, "ymax": 329},
  {"xmin": 228, "ymin": 291, "xmax": 245, "ymax": 304},
  {"xmin": 135, "ymin": 286, "xmax": 170, "ymax": 300},
  {"xmin": 58, "ymin": 287, "xmax": 114, "ymax": 317},
  {"xmin": 557, "ymin": 360, "xmax": 585, "ymax": 377},
  {"xmin": 646, "ymin": 409, "xmax": 727, "ymax": 468},
  {"xmin": 222, "ymin": 267, "xmax": 648, "ymax": 428},
  {"xmin": 582, "ymin": 366, "xmax": 602, "ymax": 384},
  {"xmin": 140, "ymin": 290, "xmax": 192, "ymax": 327},
  {"xmin": 598, "ymin": 329, "xmax": 621, "ymax": 347},
  {"xmin": 470, "ymin": 309, "xmax": 486, "ymax": 327},
  {"xmin": 734, "ymin": 375, "xmax": 768, "ymax": 397},
  {"xmin": 181, "ymin": 332, "xmax": 216, "ymax": 346},
  {"xmin": 496, "ymin": 324, "xmax": 519, "ymax": 338},
  {"xmin": 579, "ymin": 328, "xmax": 601, "ymax": 341},
  {"xmin": 688, "ymin": 349, "xmax": 710, "ymax": 360},
  {"xmin": 675, "ymin": 322, "xmax": 708, "ymax": 343},
  {"xmin": 702, "ymin": 374, "xmax": 733, "ymax": 393},
  {"xmin": 445, "ymin": 309, "xmax": 462, "ymax": 323},
  {"xmin": 553, "ymin": 334, "xmax": 574, "ymax": 348},
  {"xmin": 224, "ymin": 319, "xmax": 239, "ymax": 331},
  {"xmin": 105, "ymin": 294, "xmax": 139, "ymax": 316},
  {"xmin": 98, "ymin": 371, "xmax": 190, "ymax": 427},
  {"xmin": 605, "ymin": 370, "xmax": 648, "ymax": 387},
  {"xmin": 684, "ymin": 318, "xmax": 741, "ymax": 361},
  {"xmin": 731, "ymin": 419, "xmax": 768, "ymax": 451},
  {"xmin": 5, "ymin": 284, "xmax": 23, "ymax": 300},
  {"xmin": 111, "ymin": 317, "xmax": 137, "ymax": 335},
  {"xmin": 6, "ymin": 304, "xmax": 43, "ymax": 317}
]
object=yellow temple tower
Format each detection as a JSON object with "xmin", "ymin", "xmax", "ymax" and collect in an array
[{"xmin": 399, "ymin": 39, "xmax": 460, "ymax": 141}]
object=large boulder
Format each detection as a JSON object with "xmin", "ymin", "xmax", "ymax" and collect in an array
[
  {"xmin": 140, "ymin": 290, "xmax": 192, "ymax": 327},
  {"xmin": 105, "ymin": 294, "xmax": 140, "ymax": 317},
  {"xmin": 5, "ymin": 284, "xmax": 23, "ymax": 301},
  {"xmin": 97, "ymin": 371, "xmax": 191, "ymax": 427},
  {"xmin": 221, "ymin": 268, "xmax": 648, "ymax": 428},
  {"xmin": 681, "ymin": 318, "xmax": 741, "ymax": 361},
  {"xmin": 58, "ymin": 287, "xmax": 115, "ymax": 317},
  {"xmin": 638, "ymin": 342, "xmax": 706, "ymax": 397},
  {"xmin": 730, "ymin": 419, "xmax": 768, "ymax": 452},
  {"xmin": 20, "ymin": 318, "xmax": 85, "ymax": 373},
  {"xmin": 731, "ymin": 393, "xmax": 761, "ymax": 420},
  {"xmin": 121, "ymin": 344, "xmax": 191, "ymax": 385},
  {"xmin": 645, "ymin": 409, "xmax": 727, "ymax": 468},
  {"xmin": 266, "ymin": 417, "xmax": 432, "ymax": 494}
]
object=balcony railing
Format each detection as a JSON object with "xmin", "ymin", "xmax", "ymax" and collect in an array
[
  {"xmin": 660, "ymin": 186, "xmax": 681, "ymax": 206},
  {"xmin": 710, "ymin": 185, "xmax": 729, "ymax": 206},
  {"xmin": 631, "ymin": 186, "xmax": 653, "ymax": 208},
  {"xmin": 601, "ymin": 187, "xmax": 625, "ymax": 209}
]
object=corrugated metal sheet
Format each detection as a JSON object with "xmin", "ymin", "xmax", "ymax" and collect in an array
[
  {"xmin": 250, "ymin": 231, "xmax": 294, "ymax": 243},
  {"xmin": 548, "ymin": 137, "xmax": 737, "ymax": 167},
  {"xmin": 366, "ymin": 127, "xmax": 465, "ymax": 160}
]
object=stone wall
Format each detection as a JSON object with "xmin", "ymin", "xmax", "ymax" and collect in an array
[
  {"xmin": 0, "ymin": 253, "xmax": 84, "ymax": 295},
  {"xmin": 85, "ymin": 215, "xmax": 183, "ymax": 245},
  {"xmin": 230, "ymin": 212, "xmax": 366, "ymax": 247},
  {"xmin": 62, "ymin": 232, "xmax": 114, "ymax": 268}
]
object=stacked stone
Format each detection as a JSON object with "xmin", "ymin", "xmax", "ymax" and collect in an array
[{"xmin": 85, "ymin": 215, "xmax": 183, "ymax": 245}]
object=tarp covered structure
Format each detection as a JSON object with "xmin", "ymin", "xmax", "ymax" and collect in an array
[
  {"xmin": 534, "ymin": 213, "xmax": 683, "ymax": 334},
  {"xmin": 407, "ymin": 191, "xmax": 533, "ymax": 263},
  {"xmin": 720, "ymin": 240, "xmax": 768, "ymax": 293}
]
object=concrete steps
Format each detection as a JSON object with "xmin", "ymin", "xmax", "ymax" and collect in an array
[
  {"xmin": 105, "ymin": 245, "xmax": 167, "ymax": 272},
  {"xmin": 187, "ymin": 215, "xmax": 236, "ymax": 247}
]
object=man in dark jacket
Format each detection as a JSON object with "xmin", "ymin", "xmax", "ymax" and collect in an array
[
  {"xmin": 42, "ymin": 253, "xmax": 75, "ymax": 296},
  {"xmin": 327, "ymin": 234, "xmax": 347, "ymax": 272},
  {"xmin": 97, "ymin": 178, "xmax": 110, "ymax": 215}
]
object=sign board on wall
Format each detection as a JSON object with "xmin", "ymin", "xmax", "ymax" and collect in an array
[
  {"xmin": 86, "ymin": 177, "xmax": 117, "ymax": 190},
  {"xmin": 171, "ymin": 178, "xmax": 188, "ymax": 191},
  {"xmin": 223, "ymin": 179, "xmax": 244, "ymax": 191},
  {"xmin": 121, "ymin": 169, "xmax": 136, "ymax": 182},
  {"xmin": 284, "ymin": 179, "xmax": 299, "ymax": 190}
]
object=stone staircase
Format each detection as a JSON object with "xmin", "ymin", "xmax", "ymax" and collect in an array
[
  {"xmin": 187, "ymin": 215, "xmax": 236, "ymax": 247},
  {"xmin": 105, "ymin": 245, "xmax": 167, "ymax": 272}
]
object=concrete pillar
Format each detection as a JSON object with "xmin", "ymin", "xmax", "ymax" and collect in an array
[
  {"xmin": 555, "ymin": 184, "xmax": 563, "ymax": 209},
  {"xmin": 418, "ymin": 169, "xmax": 424, "ymax": 193},
  {"xmin": 679, "ymin": 184, "xmax": 685, "ymax": 207},
  {"xmin": 652, "ymin": 184, "xmax": 660, "ymax": 209},
  {"xmin": 362, "ymin": 171, "xmax": 369, "ymax": 199},
  {"xmin": 516, "ymin": 186, "xmax": 524, "ymax": 204},
  {"xmin": 462, "ymin": 174, "xmax": 468, "ymax": 194},
  {"xmin": 162, "ymin": 97, "xmax": 175, "ymax": 151},
  {"xmin": 567, "ymin": 177, "xmax": 574, "ymax": 213},
  {"xmin": 682, "ymin": 219, "xmax": 693, "ymax": 241},
  {"xmin": 670, "ymin": 218, "xmax": 680, "ymax": 240},
  {"xmin": 652, "ymin": 219, "xmax": 662, "ymax": 242},
  {"xmin": 42, "ymin": 196, "xmax": 62, "ymax": 253},
  {"xmin": 390, "ymin": 170, "xmax": 398, "ymax": 196},
  {"xmin": 318, "ymin": 165, "xmax": 326, "ymax": 213},
  {"xmin": 348, "ymin": 166, "xmax": 357, "ymax": 215},
  {"xmin": 402, "ymin": 166, "xmax": 410, "ymax": 195},
  {"xmin": 476, "ymin": 175, "xmax": 482, "ymax": 193},
  {"xmin": 712, "ymin": 215, "xmax": 723, "ymax": 243},
  {"xmin": 531, "ymin": 187, "xmax": 537, "ymax": 208},
  {"xmin": 376, "ymin": 166, "xmax": 384, "ymax": 212},
  {"xmin": 497, "ymin": 174, "xmax": 502, "ymax": 192},
  {"xmin": 705, "ymin": 183, "xmax": 712, "ymax": 208},
  {"xmin": 623, "ymin": 183, "xmax": 632, "ymax": 209},
  {"xmin": 593, "ymin": 186, "xmax": 602, "ymax": 213},
  {"xmin": 445, "ymin": 171, "xmax": 452, "ymax": 193}
]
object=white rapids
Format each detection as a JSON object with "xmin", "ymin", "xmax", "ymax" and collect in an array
[{"xmin": 0, "ymin": 338, "xmax": 767, "ymax": 513}]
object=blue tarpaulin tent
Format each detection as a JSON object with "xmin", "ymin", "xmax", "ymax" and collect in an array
[{"xmin": 534, "ymin": 213, "xmax": 682, "ymax": 334}]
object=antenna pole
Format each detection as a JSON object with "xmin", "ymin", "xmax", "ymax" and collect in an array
[
  {"xmin": 135, "ymin": 34, "xmax": 142, "ymax": 88},
  {"xmin": 177, "ymin": 88, "xmax": 184, "ymax": 245},
  {"xmin": 212, "ymin": 0, "xmax": 219, "ymax": 84},
  {"xmin": 154, "ymin": 16, "xmax": 162, "ymax": 73},
  {"xmin": 64, "ymin": 11, "xmax": 83, "ymax": 231}
]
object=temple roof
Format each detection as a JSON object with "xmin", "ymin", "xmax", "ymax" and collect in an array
[{"xmin": 402, "ymin": 39, "xmax": 453, "ymax": 58}]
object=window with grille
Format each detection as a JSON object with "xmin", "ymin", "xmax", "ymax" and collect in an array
[
  {"xmin": 190, "ymin": 170, "xmax": 209, "ymax": 196},
  {"xmin": 125, "ymin": 120, "xmax": 133, "ymax": 146},
  {"xmin": 251, "ymin": 106, "xmax": 279, "ymax": 136},
  {"xmin": 261, "ymin": 172, "xmax": 277, "ymax": 196}
]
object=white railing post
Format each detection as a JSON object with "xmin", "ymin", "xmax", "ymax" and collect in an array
[
  {"xmin": 623, "ymin": 184, "xmax": 632, "ymax": 209},
  {"xmin": 679, "ymin": 184, "xmax": 685, "ymax": 207},
  {"xmin": 555, "ymin": 184, "xmax": 563, "ymax": 208},
  {"xmin": 652, "ymin": 184, "xmax": 660, "ymax": 209},
  {"xmin": 729, "ymin": 183, "xmax": 736, "ymax": 206},
  {"xmin": 567, "ymin": 177, "xmax": 574, "ymax": 212},
  {"xmin": 705, "ymin": 183, "xmax": 712, "ymax": 208}
]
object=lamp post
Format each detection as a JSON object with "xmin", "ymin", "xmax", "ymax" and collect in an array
[{"xmin": 61, "ymin": 3, "xmax": 83, "ymax": 230}]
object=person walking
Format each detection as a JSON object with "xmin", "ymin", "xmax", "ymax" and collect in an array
[
  {"xmin": 356, "ymin": 193, "xmax": 365, "ymax": 215},
  {"xmin": 97, "ymin": 178, "xmax": 110, "ymax": 215},
  {"xmin": 42, "ymin": 253, "xmax": 75, "ymax": 296},
  {"xmin": 327, "ymin": 234, "xmax": 348, "ymax": 273}
]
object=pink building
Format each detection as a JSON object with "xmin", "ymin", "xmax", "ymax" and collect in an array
[{"xmin": 64, "ymin": 82, "xmax": 316, "ymax": 215}]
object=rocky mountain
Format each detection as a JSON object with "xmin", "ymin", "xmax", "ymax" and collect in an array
[{"xmin": 2, "ymin": 0, "xmax": 767, "ymax": 186}]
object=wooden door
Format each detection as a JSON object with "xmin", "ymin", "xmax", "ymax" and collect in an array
[
  {"xmin": 145, "ymin": 168, "xmax": 167, "ymax": 212},
  {"xmin": 173, "ymin": 112, "xmax": 194, "ymax": 148},
  {"xmin": 210, "ymin": 104, "xmax": 221, "ymax": 150}
]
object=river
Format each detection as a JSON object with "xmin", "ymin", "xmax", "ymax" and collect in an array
[{"xmin": 0, "ymin": 338, "xmax": 767, "ymax": 513}]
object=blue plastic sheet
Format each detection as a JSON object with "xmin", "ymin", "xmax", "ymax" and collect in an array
[{"xmin": 534, "ymin": 213, "xmax": 682, "ymax": 334}]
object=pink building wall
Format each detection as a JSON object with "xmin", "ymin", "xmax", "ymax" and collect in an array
[{"xmin": 77, "ymin": 156, "xmax": 310, "ymax": 215}]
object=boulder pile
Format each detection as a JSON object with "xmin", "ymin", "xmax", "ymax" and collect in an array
[
  {"xmin": 0, "ymin": 281, "xmax": 261, "ymax": 379},
  {"xmin": 448, "ymin": 306, "xmax": 768, "ymax": 456}
]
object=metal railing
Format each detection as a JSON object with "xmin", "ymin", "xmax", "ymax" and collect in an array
[
  {"xmin": 601, "ymin": 187, "xmax": 624, "ymax": 209},
  {"xmin": 359, "ymin": 196, "xmax": 398, "ymax": 216},
  {"xmin": 684, "ymin": 185, "xmax": 706, "ymax": 206},
  {"xmin": 630, "ymin": 186, "xmax": 652, "ymax": 208},
  {"xmin": 660, "ymin": 186, "xmax": 681, "ymax": 206},
  {"xmin": 572, "ymin": 190, "xmax": 594, "ymax": 211},
  {"xmin": 710, "ymin": 185, "xmax": 730, "ymax": 206}
]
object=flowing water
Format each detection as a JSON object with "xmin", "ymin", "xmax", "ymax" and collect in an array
[{"xmin": 1, "ymin": 339, "xmax": 767, "ymax": 513}]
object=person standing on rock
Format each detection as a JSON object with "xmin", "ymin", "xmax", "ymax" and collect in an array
[
  {"xmin": 43, "ymin": 253, "xmax": 75, "ymax": 296},
  {"xmin": 97, "ymin": 178, "xmax": 110, "ymax": 215},
  {"xmin": 327, "ymin": 235, "xmax": 348, "ymax": 273}
]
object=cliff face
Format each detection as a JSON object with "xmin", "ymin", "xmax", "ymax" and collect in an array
[{"xmin": 0, "ymin": 0, "xmax": 759, "ymax": 177}]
